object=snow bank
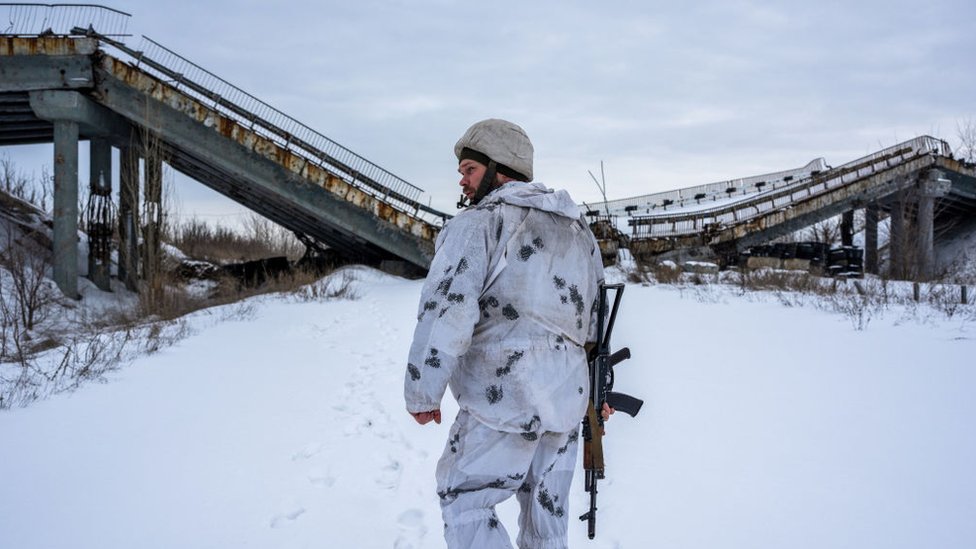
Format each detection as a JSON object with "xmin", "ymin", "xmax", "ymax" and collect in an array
[{"xmin": 1, "ymin": 267, "xmax": 974, "ymax": 548}]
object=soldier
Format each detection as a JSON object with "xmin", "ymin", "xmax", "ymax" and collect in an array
[{"xmin": 405, "ymin": 119, "xmax": 608, "ymax": 548}]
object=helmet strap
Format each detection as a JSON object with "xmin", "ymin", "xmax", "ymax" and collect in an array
[{"xmin": 470, "ymin": 160, "xmax": 498, "ymax": 206}]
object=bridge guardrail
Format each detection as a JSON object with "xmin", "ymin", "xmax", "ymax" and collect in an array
[
  {"xmin": 628, "ymin": 135, "xmax": 950, "ymax": 239},
  {"xmin": 592, "ymin": 157, "xmax": 828, "ymax": 217},
  {"xmin": 1, "ymin": 3, "xmax": 129, "ymax": 37},
  {"xmin": 95, "ymin": 34, "xmax": 449, "ymax": 225}
]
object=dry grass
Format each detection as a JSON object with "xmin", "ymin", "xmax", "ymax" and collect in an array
[{"xmin": 169, "ymin": 216, "xmax": 305, "ymax": 264}]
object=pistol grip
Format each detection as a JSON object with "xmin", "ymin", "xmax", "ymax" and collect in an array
[{"xmin": 606, "ymin": 391, "xmax": 644, "ymax": 417}]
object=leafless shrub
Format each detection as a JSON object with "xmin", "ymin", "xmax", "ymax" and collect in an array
[
  {"xmin": 0, "ymin": 156, "xmax": 52, "ymax": 211},
  {"xmin": 805, "ymin": 217, "xmax": 841, "ymax": 247},
  {"xmin": 293, "ymin": 270, "xmax": 359, "ymax": 302},
  {"xmin": 0, "ymin": 156, "xmax": 208, "ymax": 409},
  {"xmin": 648, "ymin": 261, "xmax": 682, "ymax": 284},
  {"xmin": 138, "ymin": 272, "xmax": 212, "ymax": 321},
  {"xmin": 625, "ymin": 267, "xmax": 650, "ymax": 284},
  {"xmin": 956, "ymin": 117, "xmax": 976, "ymax": 162},
  {"xmin": 734, "ymin": 268, "xmax": 826, "ymax": 294},
  {"xmin": 0, "ymin": 226, "xmax": 57, "ymax": 333},
  {"xmin": 829, "ymin": 292, "xmax": 875, "ymax": 331},
  {"xmin": 171, "ymin": 215, "xmax": 304, "ymax": 264},
  {"xmin": 0, "ymin": 318, "xmax": 189, "ymax": 409},
  {"xmin": 775, "ymin": 289, "xmax": 809, "ymax": 308},
  {"xmin": 218, "ymin": 301, "xmax": 257, "ymax": 322},
  {"xmin": 925, "ymin": 284, "xmax": 971, "ymax": 320},
  {"xmin": 630, "ymin": 254, "xmax": 686, "ymax": 285},
  {"xmin": 690, "ymin": 282, "xmax": 724, "ymax": 304},
  {"xmin": 241, "ymin": 213, "xmax": 305, "ymax": 259}
]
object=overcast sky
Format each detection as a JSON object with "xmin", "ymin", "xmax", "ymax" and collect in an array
[{"xmin": 6, "ymin": 0, "xmax": 975, "ymax": 222}]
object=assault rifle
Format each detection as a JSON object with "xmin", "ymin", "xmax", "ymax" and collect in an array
[{"xmin": 580, "ymin": 283, "xmax": 643, "ymax": 540}]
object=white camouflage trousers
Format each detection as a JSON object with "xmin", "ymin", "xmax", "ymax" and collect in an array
[{"xmin": 436, "ymin": 410, "xmax": 580, "ymax": 549}]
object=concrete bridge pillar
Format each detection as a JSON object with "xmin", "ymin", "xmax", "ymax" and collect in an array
[
  {"xmin": 52, "ymin": 120, "xmax": 80, "ymax": 299},
  {"xmin": 87, "ymin": 137, "xmax": 113, "ymax": 291},
  {"xmin": 118, "ymin": 144, "xmax": 139, "ymax": 291},
  {"xmin": 28, "ymin": 90, "xmax": 132, "ymax": 298},
  {"xmin": 864, "ymin": 203, "xmax": 879, "ymax": 274},
  {"xmin": 840, "ymin": 210, "xmax": 855, "ymax": 247},
  {"xmin": 917, "ymin": 170, "xmax": 951, "ymax": 280}
]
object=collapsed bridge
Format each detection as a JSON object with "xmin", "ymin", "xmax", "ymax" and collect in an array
[
  {"xmin": 589, "ymin": 137, "xmax": 976, "ymax": 279},
  {"xmin": 1, "ymin": 5, "xmax": 449, "ymax": 298}
]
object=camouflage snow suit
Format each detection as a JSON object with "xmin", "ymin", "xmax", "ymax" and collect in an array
[{"xmin": 405, "ymin": 181, "xmax": 605, "ymax": 548}]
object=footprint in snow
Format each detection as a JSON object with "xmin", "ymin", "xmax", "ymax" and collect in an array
[
  {"xmin": 376, "ymin": 457, "xmax": 402, "ymax": 490},
  {"xmin": 393, "ymin": 508, "xmax": 427, "ymax": 549},
  {"xmin": 343, "ymin": 416, "xmax": 376, "ymax": 436},
  {"xmin": 353, "ymin": 349, "xmax": 376, "ymax": 359},
  {"xmin": 307, "ymin": 467, "xmax": 335, "ymax": 488},
  {"xmin": 269, "ymin": 505, "xmax": 306, "ymax": 528},
  {"xmin": 291, "ymin": 443, "xmax": 322, "ymax": 461}
]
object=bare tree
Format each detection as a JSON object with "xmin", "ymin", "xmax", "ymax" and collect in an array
[
  {"xmin": 0, "ymin": 223, "xmax": 56, "ymax": 333},
  {"xmin": 806, "ymin": 217, "xmax": 841, "ymax": 246},
  {"xmin": 0, "ymin": 156, "xmax": 53, "ymax": 211},
  {"xmin": 956, "ymin": 118, "xmax": 976, "ymax": 162},
  {"xmin": 0, "ymin": 156, "xmax": 31, "ymax": 201},
  {"xmin": 241, "ymin": 212, "xmax": 304, "ymax": 259},
  {"xmin": 138, "ymin": 127, "xmax": 167, "ymax": 313}
]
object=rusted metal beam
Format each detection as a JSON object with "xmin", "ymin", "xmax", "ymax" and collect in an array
[{"xmin": 0, "ymin": 36, "xmax": 98, "ymax": 56}]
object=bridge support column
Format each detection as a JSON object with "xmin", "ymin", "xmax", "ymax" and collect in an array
[
  {"xmin": 87, "ymin": 137, "xmax": 113, "ymax": 291},
  {"xmin": 916, "ymin": 170, "xmax": 951, "ymax": 280},
  {"xmin": 840, "ymin": 210, "xmax": 854, "ymax": 247},
  {"xmin": 52, "ymin": 120, "xmax": 80, "ymax": 299},
  {"xmin": 864, "ymin": 203, "xmax": 879, "ymax": 275},
  {"xmin": 118, "ymin": 144, "xmax": 139, "ymax": 291}
]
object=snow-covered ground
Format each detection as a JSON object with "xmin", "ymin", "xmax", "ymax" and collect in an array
[{"xmin": 1, "ymin": 265, "xmax": 975, "ymax": 549}]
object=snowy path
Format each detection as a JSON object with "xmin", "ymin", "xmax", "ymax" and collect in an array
[{"xmin": 1, "ymin": 267, "xmax": 975, "ymax": 548}]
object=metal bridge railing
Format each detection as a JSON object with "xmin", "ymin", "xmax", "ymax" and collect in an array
[
  {"xmin": 629, "ymin": 135, "xmax": 951, "ymax": 239},
  {"xmin": 96, "ymin": 34, "xmax": 449, "ymax": 224},
  {"xmin": 1, "ymin": 3, "xmax": 129, "ymax": 37},
  {"xmin": 589, "ymin": 158, "xmax": 829, "ymax": 217}
]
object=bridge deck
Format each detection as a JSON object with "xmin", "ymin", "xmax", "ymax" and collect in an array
[
  {"xmin": 1, "ymin": 35, "xmax": 448, "ymax": 269},
  {"xmin": 593, "ymin": 136, "xmax": 976, "ymax": 257}
]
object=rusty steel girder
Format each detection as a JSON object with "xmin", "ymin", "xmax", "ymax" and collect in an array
[{"xmin": 0, "ymin": 36, "xmax": 97, "ymax": 56}]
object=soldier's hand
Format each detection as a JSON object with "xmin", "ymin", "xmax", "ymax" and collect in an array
[
  {"xmin": 411, "ymin": 410, "xmax": 442, "ymax": 425},
  {"xmin": 601, "ymin": 402, "xmax": 615, "ymax": 421}
]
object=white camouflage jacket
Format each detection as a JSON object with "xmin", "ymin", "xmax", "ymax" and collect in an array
[{"xmin": 404, "ymin": 181, "xmax": 605, "ymax": 436}]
